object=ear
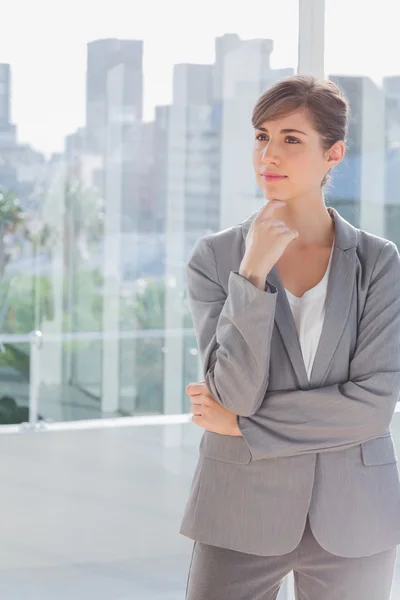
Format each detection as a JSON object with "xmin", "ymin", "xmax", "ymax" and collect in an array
[{"xmin": 326, "ymin": 140, "xmax": 345, "ymax": 169}]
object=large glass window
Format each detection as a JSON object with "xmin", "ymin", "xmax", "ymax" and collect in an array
[
  {"xmin": 0, "ymin": 1, "xmax": 298, "ymax": 424},
  {"xmin": 324, "ymin": 4, "xmax": 400, "ymax": 594},
  {"xmin": 324, "ymin": 0, "xmax": 400, "ymax": 236}
]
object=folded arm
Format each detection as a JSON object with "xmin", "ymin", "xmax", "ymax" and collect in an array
[
  {"xmin": 237, "ymin": 241, "xmax": 400, "ymax": 460},
  {"xmin": 186, "ymin": 235, "xmax": 277, "ymax": 417}
]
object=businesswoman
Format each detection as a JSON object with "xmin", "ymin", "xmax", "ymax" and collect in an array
[{"xmin": 180, "ymin": 75, "xmax": 400, "ymax": 599}]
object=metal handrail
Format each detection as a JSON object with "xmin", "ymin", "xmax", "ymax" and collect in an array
[
  {"xmin": 0, "ymin": 328, "xmax": 196, "ymax": 344},
  {"xmin": 0, "ymin": 329, "xmax": 199, "ymax": 433},
  {"xmin": 0, "ymin": 329, "xmax": 399, "ymax": 442}
]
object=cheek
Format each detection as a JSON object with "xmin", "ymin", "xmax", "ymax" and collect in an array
[
  {"xmin": 252, "ymin": 154, "xmax": 263, "ymax": 180},
  {"xmin": 289, "ymin": 152, "xmax": 323, "ymax": 181}
]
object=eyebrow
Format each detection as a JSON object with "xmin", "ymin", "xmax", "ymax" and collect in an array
[{"xmin": 257, "ymin": 127, "xmax": 308, "ymax": 136}]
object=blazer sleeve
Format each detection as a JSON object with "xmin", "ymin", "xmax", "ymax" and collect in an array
[
  {"xmin": 186, "ymin": 235, "xmax": 277, "ymax": 416},
  {"xmin": 238, "ymin": 241, "xmax": 400, "ymax": 461}
]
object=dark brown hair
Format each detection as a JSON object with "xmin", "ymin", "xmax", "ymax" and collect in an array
[{"xmin": 252, "ymin": 75, "xmax": 350, "ymax": 186}]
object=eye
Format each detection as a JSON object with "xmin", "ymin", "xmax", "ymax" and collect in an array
[
  {"xmin": 285, "ymin": 136, "xmax": 300, "ymax": 144},
  {"xmin": 255, "ymin": 133, "xmax": 268, "ymax": 141}
]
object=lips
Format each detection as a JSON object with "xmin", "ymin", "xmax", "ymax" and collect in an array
[{"xmin": 262, "ymin": 173, "xmax": 287, "ymax": 182}]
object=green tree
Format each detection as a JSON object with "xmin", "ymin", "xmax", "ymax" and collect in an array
[
  {"xmin": 120, "ymin": 280, "xmax": 196, "ymax": 413},
  {"xmin": 0, "ymin": 187, "xmax": 24, "ymax": 277},
  {"xmin": 64, "ymin": 180, "xmax": 104, "ymax": 264}
]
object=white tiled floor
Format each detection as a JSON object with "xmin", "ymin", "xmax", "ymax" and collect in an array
[
  {"xmin": 0, "ymin": 420, "xmax": 398, "ymax": 598},
  {"xmin": 0, "ymin": 424, "xmax": 200, "ymax": 599}
]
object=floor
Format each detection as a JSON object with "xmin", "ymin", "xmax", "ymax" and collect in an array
[{"xmin": 0, "ymin": 421, "xmax": 398, "ymax": 599}]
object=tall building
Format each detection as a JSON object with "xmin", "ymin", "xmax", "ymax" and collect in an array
[
  {"xmin": 161, "ymin": 60, "xmax": 221, "ymax": 419},
  {"xmin": 219, "ymin": 36, "xmax": 293, "ymax": 229},
  {"xmin": 0, "ymin": 64, "xmax": 17, "ymax": 149},
  {"xmin": 384, "ymin": 76, "xmax": 400, "ymax": 149},
  {"xmin": 85, "ymin": 39, "xmax": 143, "ymax": 154},
  {"xmin": 0, "ymin": 63, "xmax": 41, "ymax": 203},
  {"xmin": 62, "ymin": 39, "xmax": 146, "ymax": 416},
  {"xmin": 325, "ymin": 75, "xmax": 363, "ymax": 224},
  {"xmin": 383, "ymin": 76, "xmax": 400, "ymax": 246},
  {"xmin": 0, "ymin": 64, "xmax": 11, "ymax": 126},
  {"xmin": 212, "ymin": 34, "xmax": 243, "ymax": 103},
  {"xmin": 152, "ymin": 105, "xmax": 170, "ymax": 236},
  {"xmin": 327, "ymin": 75, "xmax": 385, "ymax": 235},
  {"xmin": 172, "ymin": 63, "xmax": 219, "ymax": 248},
  {"xmin": 162, "ymin": 35, "xmax": 294, "ymax": 420}
]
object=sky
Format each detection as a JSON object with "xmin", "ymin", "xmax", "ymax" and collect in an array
[{"xmin": 1, "ymin": 0, "xmax": 400, "ymax": 155}]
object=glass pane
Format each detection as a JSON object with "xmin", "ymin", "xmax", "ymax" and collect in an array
[
  {"xmin": 0, "ymin": 338, "xmax": 30, "ymax": 425},
  {"xmin": 0, "ymin": 0, "xmax": 299, "ymax": 422},
  {"xmin": 324, "ymin": 0, "xmax": 400, "ymax": 238},
  {"xmin": 325, "ymin": 4, "xmax": 400, "ymax": 596}
]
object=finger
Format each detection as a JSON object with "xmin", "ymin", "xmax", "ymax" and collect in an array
[
  {"xmin": 256, "ymin": 200, "xmax": 286, "ymax": 223},
  {"xmin": 192, "ymin": 415, "xmax": 206, "ymax": 428},
  {"xmin": 186, "ymin": 381, "xmax": 206, "ymax": 393},
  {"xmin": 189, "ymin": 394, "xmax": 205, "ymax": 405},
  {"xmin": 272, "ymin": 225, "xmax": 290, "ymax": 234},
  {"xmin": 264, "ymin": 219, "xmax": 286, "ymax": 227},
  {"xmin": 190, "ymin": 405, "xmax": 203, "ymax": 416},
  {"xmin": 186, "ymin": 382, "xmax": 206, "ymax": 395}
]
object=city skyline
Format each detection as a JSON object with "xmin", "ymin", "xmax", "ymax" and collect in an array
[{"xmin": 1, "ymin": 0, "xmax": 399, "ymax": 155}]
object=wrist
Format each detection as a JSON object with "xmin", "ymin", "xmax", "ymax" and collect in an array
[
  {"xmin": 238, "ymin": 267, "xmax": 265, "ymax": 290},
  {"xmin": 239, "ymin": 261, "xmax": 272, "ymax": 291},
  {"xmin": 231, "ymin": 418, "xmax": 243, "ymax": 437}
]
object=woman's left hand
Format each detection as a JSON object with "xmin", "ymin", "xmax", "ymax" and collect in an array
[{"xmin": 186, "ymin": 381, "xmax": 242, "ymax": 437}]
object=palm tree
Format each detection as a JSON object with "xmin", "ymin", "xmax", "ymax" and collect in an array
[{"xmin": 0, "ymin": 188, "xmax": 24, "ymax": 277}]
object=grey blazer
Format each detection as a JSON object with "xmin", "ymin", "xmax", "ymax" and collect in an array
[{"xmin": 179, "ymin": 205, "xmax": 400, "ymax": 558}]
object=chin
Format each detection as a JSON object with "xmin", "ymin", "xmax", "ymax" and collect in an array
[
  {"xmin": 263, "ymin": 184, "xmax": 301, "ymax": 204},
  {"xmin": 263, "ymin": 189, "xmax": 287, "ymax": 202},
  {"xmin": 262, "ymin": 183, "xmax": 288, "ymax": 201}
]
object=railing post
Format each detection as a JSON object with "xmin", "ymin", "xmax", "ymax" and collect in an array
[{"xmin": 29, "ymin": 330, "xmax": 42, "ymax": 428}]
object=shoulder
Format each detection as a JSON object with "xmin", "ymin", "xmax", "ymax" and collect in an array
[
  {"xmin": 354, "ymin": 228, "xmax": 400, "ymax": 290},
  {"xmin": 356, "ymin": 228, "xmax": 399, "ymax": 269},
  {"xmin": 186, "ymin": 219, "xmax": 248, "ymax": 291},
  {"xmin": 187, "ymin": 220, "xmax": 246, "ymax": 271}
]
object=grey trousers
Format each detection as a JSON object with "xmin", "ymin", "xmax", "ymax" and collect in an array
[{"xmin": 185, "ymin": 517, "xmax": 397, "ymax": 600}]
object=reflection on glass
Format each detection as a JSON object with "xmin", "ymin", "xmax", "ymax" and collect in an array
[
  {"xmin": 0, "ymin": 18, "xmax": 301, "ymax": 421},
  {"xmin": 324, "ymin": 0, "xmax": 400, "ymax": 246},
  {"xmin": 0, "ymin": 339, "xmax": 30, "ymax": 425}
]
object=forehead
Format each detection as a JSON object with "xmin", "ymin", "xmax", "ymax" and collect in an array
[{"xmin": 258, "ymin": 108, "xmax": 315, "ymax": 132}]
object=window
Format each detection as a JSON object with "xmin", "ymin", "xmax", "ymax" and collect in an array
[{"xmin": 0, "ymin": 0, "xmax": 298, "ymax": 423}]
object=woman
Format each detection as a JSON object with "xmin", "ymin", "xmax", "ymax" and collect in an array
[{"xmin": 179, "ymin": 75, "xmax": 400, "ymax": 599}]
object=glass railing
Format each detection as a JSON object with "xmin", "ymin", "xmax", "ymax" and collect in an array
[
  {"xmin": 0, "ymin": 335, "xmax": 30, "ymax": 427},
  {"xmin": 0, "ymin": 329, "xmax": 199, "ymax": 429}
]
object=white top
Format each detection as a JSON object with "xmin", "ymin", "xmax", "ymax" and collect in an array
[{"xmin": 284, "ymin": 237, "xmax": 335, "ymax": 381}]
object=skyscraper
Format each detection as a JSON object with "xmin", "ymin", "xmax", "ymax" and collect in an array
[
  {"xmin": 383, "ymin": 76, "xmax": 400, "ymax": 246},
  {"xmin": 328, "ymin": 75, "xmax": 385, "ymax": 234},
  {"xmin": 85, "ymin": 38, "xmax": 143, "ymax": 154},
  {"xmin": 219, "ymin": 36, "xmax": 293, "ymax": 229},
  {"xmin": 0, "ymin": 64, "xmax": 17, "ymax": 149}
]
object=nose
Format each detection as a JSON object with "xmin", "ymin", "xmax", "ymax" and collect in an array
[{"xmin": 260, "ymin": 141, "xmax": 280, "ymax": 164}]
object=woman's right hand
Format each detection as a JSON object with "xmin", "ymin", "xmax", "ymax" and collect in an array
[{"xmin": 239, "ymin": 200, "xmax": 299, "ymax": 289}]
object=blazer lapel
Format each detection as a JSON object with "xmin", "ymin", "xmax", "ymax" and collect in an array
[
  {"xmin": 266, "ymin": 266, "xmax": 310, "ymax": 389},
  {"xmin": 308, "ymin": 243, "xmax": 357, "ymax": 388},
  {"xmin": 240, "ymin": 205, "xmax": 358, "ymax": 390}
]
